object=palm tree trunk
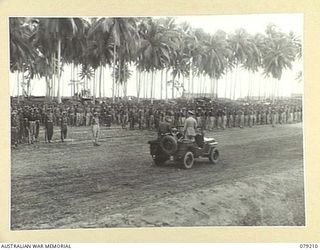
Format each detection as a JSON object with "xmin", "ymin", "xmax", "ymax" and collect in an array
[
  {"xmin": 209, "ymin": 76, "xmax": 212, "ymax": 97},
  {"xmin": 258, "ymin": 74, "xmax": 262, "ymax": 100},
  {"xmin": 77, "ymin": 65, "xmax": 79, "ymax": 96},
  {"xmin": 118, "ymin": 83, "xmax": 120, "ymax": 99},
  {"xmin": 136, "ymin": 68, "xmax": 139, "ymax": 100},
  {"xmin": 247, "ymin": 71, "xmax": 250, "ymax": 100},
  {"xmin": 172, "ymin": 72, "xmax": 175, "ymax": 100},
  {"xmin": 229, "ymin": 71, "xmax": 232, "ymax": 99},
  {"xmin": 112, "ymin": 44, "xmax": 116, "ymax": 102},
  {"xmin": 151, "ymin": 70, "xmax": 154, "ymax": 104},
  {"xmin": 93, "ymin": 69, "xmax": 96, "ymax": 103},
  {"xmin": 118, "ymin": 59, "xmax": 121, "ymax": 101},
  {"xmin": 224, "ymin": 73, "xmax": 227, "ymax": 98},
  {"xmin": 160, "ymin": 69, "xmax": 163, "ymax": 100},
  {"xmin": 189, "ymin": 62, "xmax": 192, "ymax": 99},
  {"xmin": 86, "ymin": 76, "xmax": 89, "ymax": 95},
  {"xmin": 210, "ymin": 77, "xmax": 213, "ymax": 98},
  {"xmin": 188, "ymin": 74, "xmax": 191, "ymax": 99},
  {"xmin": 203, "ymin": 75, "xmax": 206, "ymax": 96},
  {"xmin": 143, "ymin": 71, "xmax": 145, "ymax": 99},
  {"xmin": 137, "ymin": 69, "xmax": 140, "ymax": 101},
  {"xmin": 191, "ymin": 72, "xmax": 194, "ymax": 99},
  {"xmin": 233, "ymin": 65, "xmax": 238, "ymax": 100},
  {"xmin": 264, "ymin": 78, "xmax": 267, "ymax": 99},
  {"xmin": 102, "ymin": 65, "xmax": 105, "ymax": 97},
  {"xmin": 182, "ymin": 74, "xmax": 185, "ymax": 97},
  {"xmin": 52, "ymin": 55, "xmax": 55, "ymax": 98},
  {"xmin": 57, "ymin": 38, "xmax": 61, "ymax": 103},
  {"xmin": 21, "ymin": 67, "xmax": 25, "ymax": 100},
  {"xmin": 26, "ymin": 79, "xmax": 30, "ymax": 97},
  {"xmin": 165, "ymin": 70, "xmax": 168, "ymax": 102},
  {"xmin": 216, "ymin": 79, "xmax": 219, "ymax": 99},
  {"xmin": 73, "ymin": 64, "xmax": 76, "ymax": 96},
  {"xmin": 239, "ymin": 76, "xmax": 242, "ymax": 99},
  {"xmin": 145, "ymin": 72, "xmax": 148, "ymax": 99},
  {"xmin": 17, "ymin": 71, "xmax": 20, "ymax": 103},
  {"xmin": 199, "ymin": 75, "xmax": 202, "ymax": 96},
  {"xmin": 142, "ymin": 71, "xmax": 145, "ymax": 99},
  {"xmin": 46, "ymin": 75, "xmax": 51, "ymax": 98},
  {"xmin": 99, "ymin": 63, "xmax": 102, "ymax": 98},
  {"xmin": 70, "ymin": 64, "xmax": 73, "ymax": 96}
]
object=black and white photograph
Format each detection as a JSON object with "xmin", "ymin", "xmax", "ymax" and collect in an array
[{"xmin": 9, "ymin": 14, "xmax": 304, "ymax": 230}]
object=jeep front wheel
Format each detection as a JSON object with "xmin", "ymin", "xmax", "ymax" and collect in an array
[
  {"xmin": 209, "ymin": 147, "xmax": 219, "ymax": 164},
  {"xmin": 182, "ymin": 151, "xmax": 194, "ymax": 169}
]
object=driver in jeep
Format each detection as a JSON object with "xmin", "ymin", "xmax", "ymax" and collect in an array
[{"xmin": 158, "ymin": 116, "xmax": 172, "ymax": 137}]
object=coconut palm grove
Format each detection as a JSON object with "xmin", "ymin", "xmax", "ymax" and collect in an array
[
  {"xmin": 10, "ymin": 17, "xmax": 302, "ymax": 102},
  {"xmin": 10, "ymin": 16, "xmax": 304, "ymax": 229}
]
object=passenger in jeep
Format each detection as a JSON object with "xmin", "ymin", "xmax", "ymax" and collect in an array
[{"xmin": 158, "ymin": 116, "xmax": 172, "ymax": 137}]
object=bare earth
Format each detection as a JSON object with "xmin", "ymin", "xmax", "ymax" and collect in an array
[{"xmin": 11, "ymin": 123, "xmax": 305, "ymax": 230}]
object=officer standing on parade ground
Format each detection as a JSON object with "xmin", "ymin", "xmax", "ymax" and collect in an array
[{"xmin": 91, "ymin": 112, "xmax": 100, "ymax": 146}]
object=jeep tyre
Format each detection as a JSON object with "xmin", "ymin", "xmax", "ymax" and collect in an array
[
  {"xmin": 209, "ymin": 147, "xmax": 219, "ymax": 164},
  {"xmin": 153, "ymin": 155, "xmax": 169, "ymax": 166},
  {"xmin": 160, "ymin": 135, "xmax": 178, "ymax": 155},
  {"xmin": 182, "ymin": 151, "xmax": 194, "ymax": 169}
]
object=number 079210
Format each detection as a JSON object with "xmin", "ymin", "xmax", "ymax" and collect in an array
[{"xmin": 300, "ymin": 244, "xmax": 319, "ymax": 248}]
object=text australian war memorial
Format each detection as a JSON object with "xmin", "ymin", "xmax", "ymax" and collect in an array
[{"xmin": 9, "ymin": 16, "xmax": 304, "ymax": 229}]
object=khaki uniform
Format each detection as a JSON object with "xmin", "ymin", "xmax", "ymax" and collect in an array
[{"xmin": 184, "ymin": 116, "xmax": 197, "ymax": 140}]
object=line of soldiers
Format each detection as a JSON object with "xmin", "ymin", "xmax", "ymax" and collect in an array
[
  {"xmin": 10, "ymin": 100, "xmax": 303, "ymax": 148},
  {"xmin": 11, "ymin": 106, "xmax": 68, "ymax": 147}
]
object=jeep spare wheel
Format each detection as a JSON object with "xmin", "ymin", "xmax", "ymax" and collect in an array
[{"xmin": 160, "ymin": 135, "xmax": 178, "ymax": 154}]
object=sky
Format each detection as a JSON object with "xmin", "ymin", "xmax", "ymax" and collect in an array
[
  {"xmin": 9, "ymin": 13, "xmax": 303, "ymax": 99},
  {"xmin": 175, "ymin": 14, "xmax": 303, "ymax": 35}
]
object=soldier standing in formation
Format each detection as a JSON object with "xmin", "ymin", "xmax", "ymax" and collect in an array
[
  {"xmin": 60, "ymin": 111, "xmax": 68, "ymax": 142},
  {"xmin": 45, "ymin": 108, "xmax": 54, "ymax": 143}
]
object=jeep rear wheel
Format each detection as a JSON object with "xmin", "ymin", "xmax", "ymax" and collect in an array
[{"xmin": 153, "ymin": 155, "xmax": 169, "ymax": 166}]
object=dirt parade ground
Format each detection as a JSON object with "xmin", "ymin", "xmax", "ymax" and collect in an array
[{"xmin": 11, "ymin": 123, "xmax": 305, "ymax": 230}]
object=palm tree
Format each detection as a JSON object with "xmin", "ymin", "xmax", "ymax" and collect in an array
[
  {"xmin": 262, "ymin": 24, "xmax": 297, "ymax": 99},
  {"xmin": 36, "ymin": 18, "xmax": 87, "ymax": 103},
  {"xmin": 158, "ymin": 17, "xmax": 181, "ymax": 100},
  {"xmin": 10, "ymin": 17, "xmax": 38, "ymax": 101},
  {"xmin": 202, "ymin": 30, "xmax": 231, "ymax": 99},
  {"xmin": 90, "ymin": 18, "xmax": 139, "ymax": 102},
  {"xmin": 79, "ymin": 63, "xmax": 94, "ymax": 96},
  {"xmin": 137, "ymin": 18, "xmax": 174, "ymax": 103},
  {"xmin": 179, "ymin": 22, "xmax": 199, "ymax": 99},
  {"xmin": 242, "ymin": 33, "xmax": 264, "ymax": 99},
  {"xmin": 112, "ymin": 62, "xmax": 132, "ymax": 97},
  {"xmin": 192, "ymin": 28, "xmax": 210, "ymax": 98},
  {"xmin": 87, "ymin": 18, "xmax": 115, "ymax": 99},
  {"xmin": 229, "ymin": 28, "xmax": 253, "ymax": 99}
]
